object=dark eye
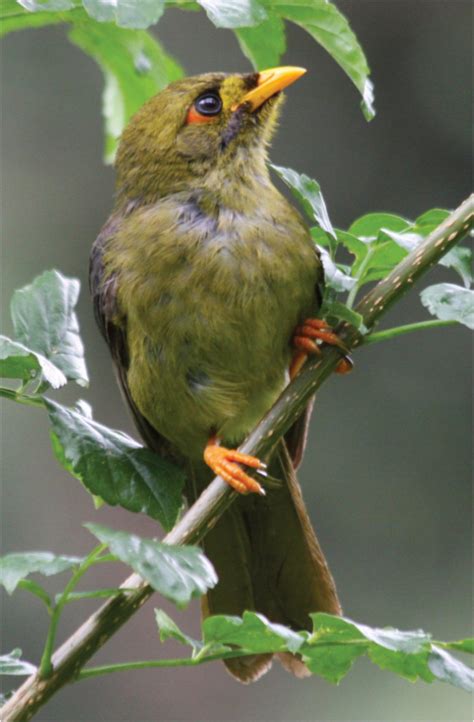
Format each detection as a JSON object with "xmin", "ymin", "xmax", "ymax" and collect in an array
[{"xmin": 194, "ymin": 92, "xmax": 222, "ymax": 116}]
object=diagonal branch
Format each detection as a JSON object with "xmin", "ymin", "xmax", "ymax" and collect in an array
[{"xmin": 2, "ymin": 194, "xmax": 472, "ymax": 722}]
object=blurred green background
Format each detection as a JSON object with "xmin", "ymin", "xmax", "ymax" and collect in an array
[{"xmin": 1, "ymin": 1, "xmax": 472, "ymax": 720}]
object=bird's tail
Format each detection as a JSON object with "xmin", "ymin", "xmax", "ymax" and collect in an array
[{"xmin": 187, "ymin": 440, "xmax": 341, "ymax": 683}]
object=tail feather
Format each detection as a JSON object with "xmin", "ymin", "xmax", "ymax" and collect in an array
[{"xmin": 188, "ymin": 440, "xmax": 341, "ymax": 683}]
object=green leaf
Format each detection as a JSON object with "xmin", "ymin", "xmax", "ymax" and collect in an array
[
  {"xmin": 420, "ymin": 283, "xmax": 474, "ymax": 330},
  {"xmin": 303, "ymin": 614, "xmax": 369, "ymax": 682},
  {"xmin": 0, "ymin": 552, "xmax": 82, "ymax": 594},
  {"xmin": 155, "ymin": 608, "xmax": 202, "ymax": 653},
  {"xmin": 17, "ymin": 0, "xmax": 74, "ymax": 10},
  {"xmin": 442, "ymin": 639, "xmax": 474, "ymax": 655},
  {"xmin": 0, "ymin": 0, "xmax": 83, "ymax": 36},
  {"xmin": 272, "ymin": 164, "xmax": 336, "ymax": 240},
  {"xmin": 10, "ymin": 270, "xmax": 88, "ymax": 387},
  {"xmin": 334, "ymin": 229, "xmax": 368, "ymax": 267},
  {"xmin": 347, "ymin": 208, "xmax": 470, "ymax": 287},
  {"xmin": 197, "ymin": 0, "xmax": 267, "ymax": 28},
  {"xmin": 0, "ymin": 335, "xmax": 66, "ymax": 389},
  {"xmin": 68, "ymin": 20, "xmax": 183, "ymax": 162},
  {"xmin": 151, "ymin": 608, "xmax": 473, "ymax": 691},
  {"xmin": 303, "ymin": 614, "xmax": 436, "ymax": 685},
  {"xmin": 0, "ymin": 649, "xmax": 37, "ymax": 676},
  {"xmin": 348, "ymin": 212, "xmax": 410, "ymax": 240},
  {"xmin": 45, "ymin": 399, "xmax": 185, "ymax": 530},
  {"xmin": 235, "ymin": 15, "xmax": 286, "ymax": 69},
  {"xmin": 347, "ymin": 213, "xmax": 414, "ymax": 283},
  {"xmin": 439, "ymin": 246, "xmax": 472, "ymax": 288},
  {"xmin": 85, "ymin": 523, "xmax": 217, "ymax": 607},
  {"xmin": 428, "ymin": 645, "xmax": 474, "ymax": 693},
  {"xmin": 82, "ymin": 0, "xmax": 165, "ymax": 29},
  {"xmin": 368, "ymin": 645, "xmax": 434, "ymax": 683},
  {"xmin": 321, "ymin": 300, "xmax": 367, "ymax": 333},
  {"xmin": 203, "ymin": 611, "xmax": 304, "ymax": 654},
  {"xmin": 267, "ymin": 0, "xmax": 375, "ymax": 119},
  {"xmin": 413, "ymin": 208, "xmax": 450, "ymax": 234},
  {"xmin": 318, "ymin": 247, "xmax": 356, "ymax": 292}
]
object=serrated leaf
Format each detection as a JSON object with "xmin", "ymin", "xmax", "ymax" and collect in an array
[
  {"xmin": 345, "ymin": 619, "xmax": 432, "ymax": 653},
  {"xmin": 428, "ymin": 645, "xmax": 474, "ymax": 692},
  {"xmin": 318, "ymin": 247, "xmax": 356, "ymax": 292},
  {"xmin": 45, "ymin": 399, "xmax": 185, "ymax": 530},
  {"xmin": 85, "ymin": 523, "xmax": 217, "ymax": 607},
  {"xmin": 82, "ymin": 0, "xmax": 165, "ymax": 29},
  {"xmin": 68, "ymin": 20, "xmax": 183, "ymax": 162},
  {"xmin": 303, "ymin": 614, "xmax": 437, "ymax": 684},
  {"xmin": 272, "ymin": 164, "xmax": 336, "ymax": 240},
  {"xmin": 420, "ymin": 283, "xmax": 474, "ymax": 330},
  {"xmin": 303, "ymin": 640, "xmax": 365, "ymax": 683},
  {"xmin": 0, "ymin": 649, "xmax": 37, "ymax": 676},
  {"xmin": 203, "ymin": 611, "xmax": 304, "ymax": 654},
  {"xmin": 235, "ymin": 15, "xmax": 286, "ymax": 69},
  {"xmin": 155, "ymin": 608, "xmax": 202, "ymax": 652},
  {"xmin": 197, "ymin": 0, "xmax": 267, "ymax": 28},
  {"xmin": 368, "ymin": 645, "xmax": 434, "ymax": 683},
  {"xmin": 0, "ymin": 552, "xmax": 82, "ymax": 594},
  {"xmin": 267, "ymin": 0, "xmax": 374, "ymax": 119},
  {"xmin": 0, "ymin": 335, "xmax": 66, "ymax": 389},
  {"xmin": 10, "ymin": 270, "xmax": 88, "ymax": 387}
]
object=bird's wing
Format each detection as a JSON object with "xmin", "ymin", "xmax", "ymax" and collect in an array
[{"xmin": 89, "ymin": 217, "xmax": 173, "ymax": 457}]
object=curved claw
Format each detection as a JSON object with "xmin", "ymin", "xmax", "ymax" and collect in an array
[
  {"xmin": 290, "ymin": 317, "xmax": 353, "ymax": 379},
  {"xmin": 204, "ymin": 440, "xmax": 266, "ymax": 496}
]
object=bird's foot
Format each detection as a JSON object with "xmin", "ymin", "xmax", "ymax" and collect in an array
[
  {"xmin": 290, "ymin": 318, "xmax": 353, "ymax": 379},
  {"xmin": 204, "ymin": 437, "xmax": 266, "ymax": 496}
]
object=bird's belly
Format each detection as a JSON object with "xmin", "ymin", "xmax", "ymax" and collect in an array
[{"xmin": 124, "ymin": 223, "xmax": 318, "ymax": 459}]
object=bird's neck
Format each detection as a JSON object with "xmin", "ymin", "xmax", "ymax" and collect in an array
[
  {"xmin": 116, "ymin": 146, "xmax": 271, "ymax": 214},
  {"xmin": 201, "ymin": 152, "xmax": 271, "ymax": 213}
]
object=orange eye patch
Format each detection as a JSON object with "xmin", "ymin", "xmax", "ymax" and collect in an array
[
  {"xmin": 186, "ymin": 91, "xmax": 222, "ymax": 125},
  {"xmin": 186, "ymin": 106, "xmax": 218, "ymax": 124}
]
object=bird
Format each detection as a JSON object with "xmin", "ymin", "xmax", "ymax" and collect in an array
[{"xmin": 90, "ymin": 67, "xmax": 348, "ymax": 683}]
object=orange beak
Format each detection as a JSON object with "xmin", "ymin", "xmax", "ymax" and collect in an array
[{"xmin": 232, "ymin": 66, "xmax": 307, "ymax": 112}]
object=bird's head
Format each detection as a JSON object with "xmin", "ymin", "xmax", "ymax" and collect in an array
[{"xmin": 115, "ymin": 67, "xmax": 306, "ymax": 206}]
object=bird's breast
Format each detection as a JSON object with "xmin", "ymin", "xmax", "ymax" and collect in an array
[{"xmin": 107, "ymin": 196, "xmax": 320, "ymax": 456}]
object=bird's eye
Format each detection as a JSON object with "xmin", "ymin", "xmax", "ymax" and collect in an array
[
  {"xmin": 186, "ymin": 91, "xmax": 222, "ymax": 124},
  {"xmin": 195, "ymin": 92, "xmax": 222, "ymax": 116}
]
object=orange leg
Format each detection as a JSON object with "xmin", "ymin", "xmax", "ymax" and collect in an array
[
  {"xmin": 204, "ymin": 436, "xmax": 267, "ymax": 496},
  {"xmin": 290, "ymin": 318, "xmax": 353, "ymax": 380}
]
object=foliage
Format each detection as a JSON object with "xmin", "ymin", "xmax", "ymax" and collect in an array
[
  {"xmin": 86, "ymin": 523, "xmax": 217, "ymax": 606},
  {"xmin": 1, "ymin": 0, "xmax": 472, "ymax": 714},
  {"xmin": 0, "ymin": 650, "xmax": 37, "ymax": 677},
  {"xmin": 0, "ymin": 552, "xmax": 83, "ymax": 594},
  {"xmin": 46, "ymin": 399, "xmax": 185, "ymax": 529},
  {"xmin": 1, "ymin": 0, "xmax": 374, "ymax": 160},
  {"xmin": 421, "ymin": 283, "xmax": 473, "ymax": 330},
  {"xmin": 1, "ymin": 196, "xmax": 472, "ymax": 703},
  {"xmin": 154, "ymin": 609, "xmax": 473, "ymax": 691}
]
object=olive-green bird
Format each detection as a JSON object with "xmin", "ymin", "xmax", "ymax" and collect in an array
[{"xmin": 90, "ymin": 67, "xmax": 346, "ymax": 683}]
